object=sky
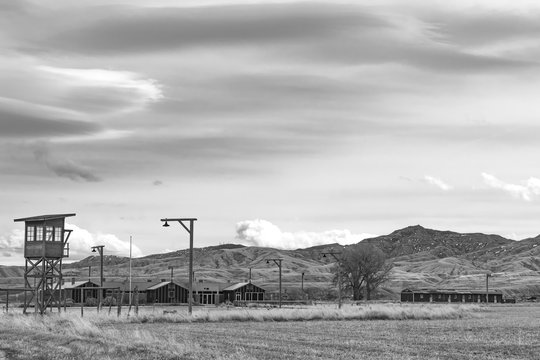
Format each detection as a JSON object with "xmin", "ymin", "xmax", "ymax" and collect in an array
[{"xmin": 2, "ymin": 0, "xmax": 540, "ymax": 265}]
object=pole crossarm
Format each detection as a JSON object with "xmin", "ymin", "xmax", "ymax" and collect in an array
[
  {"xmin": 321, "ymin": 251, "xmax": 342, "ymax": 261},
  {"xmin": 160, "ymin": 218, "xmax": 197, "ymax": 234},
  {"xmin": 265, "ymin": 258, "xmax": 282, "ymax": 268}
]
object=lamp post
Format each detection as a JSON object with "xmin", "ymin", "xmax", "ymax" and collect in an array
[
  {"xmin": 301, "ymin": 272, "xmax": 305, "ymax": 293},
  {"xmin": 322, "ymin": 250, "xmax": 342, "ymax": 309},
  {"xmin": 161, "ymin": 218, "xmax": 197, "ymax": 315},
  {"xmin": 266, "ymin": 258, "xmax": 283, "ymax": 308},
  {"xmin": 91, "ymin": 245, "xmax": 104, "ymax": 310}
]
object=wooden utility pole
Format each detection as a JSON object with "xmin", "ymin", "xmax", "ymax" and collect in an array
[
  {"xmin": 486, "ymin": 273, "xmax": 492, "ymax": 303},
  {"xmin": 161, "ymin": 218, "xmax": 197, "ymax": 315},
  {"xmin": 266, "ymin": 259, "xmax": 283, "ymax": 308},
  {"xmin": 322, "ymin": 250, "xmax": 343, "ymax": 309}
]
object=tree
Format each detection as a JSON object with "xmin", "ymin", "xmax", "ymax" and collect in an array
[{"xmin": 339, "ymin": 243, "xmax": 392, "ymax": 300}]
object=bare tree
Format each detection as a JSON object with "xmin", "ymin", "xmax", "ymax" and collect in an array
[{"xmin": 339, "ymin": 243, "xmax": 392, "ymax": 300}]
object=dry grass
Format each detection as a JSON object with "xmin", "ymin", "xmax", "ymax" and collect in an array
[
  {"xmin": 2, "ymin": 304, "xmax": 536, "ymax": 359},
  {"xmin": 125, "ymin": 303, "xmax": 474, "ymax": 323}
]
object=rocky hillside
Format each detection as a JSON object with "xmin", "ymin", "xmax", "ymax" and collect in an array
[
  {"xmin": 2, "ymin": 225, "xmax": 540, "ymax": 300},
  {"xmin": 363, "ymin": 225, "xmax": 513, "ymax": 259}
]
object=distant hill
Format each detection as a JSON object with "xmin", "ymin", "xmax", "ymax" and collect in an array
[
  {"xmin": 3, "ymin": 225, "xmax": 540, "ymax": 300},
  {"xmin": 363, "ymin": 225, "xmax": 513, "ymax": 258}
]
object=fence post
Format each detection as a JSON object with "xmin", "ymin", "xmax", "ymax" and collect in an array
[
  {"xmin": 80, "ymin": 288, "xmax": 84, "ymax": 317},
  {"xmin": 108, "ymin": 290, "xmax": 114, "ymax": 315},
  {"xmin": 117, "ymin": 290, "xmax": 124, "ymax": 317},
  {"xmin": 134, "ymin": 287, "xmax": 139, "ymax": 316}
]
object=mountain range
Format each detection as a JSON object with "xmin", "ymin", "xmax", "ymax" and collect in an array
[{"xmin": 2, "ymin": 225, "xmax": 540, "ymax": 299}]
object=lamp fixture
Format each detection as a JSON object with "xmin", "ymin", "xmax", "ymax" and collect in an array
[{"xmin": 162, "ymin": 220, "xmax": 170, "ymax": 227}]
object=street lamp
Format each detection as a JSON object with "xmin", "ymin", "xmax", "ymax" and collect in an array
[
  {"xmin": 266, "ymin": 258, "xmax": 283, "ymax": 308},
  {"xmin": 91, "ymin": 245, "xmax": 104, "ymax": 310},
  {"xmin": 322, "ymin": 250, "xmax": 342, "ymax": 309},
  {"xmin": 161, "ymin": 218, "xmax": 197, "ymax": 315},
  {"xmin": 301, "ymin": 272, "xmax": 305, "ymax": 293}
]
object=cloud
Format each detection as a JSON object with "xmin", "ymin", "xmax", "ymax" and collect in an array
[
  {"xmin": 34, "ymin": 145, "xmax": 102, "ymax": 182},
  {"xmin": 424, "ymin": 175, "xmax": 453, "ymax": 191},
  {"xmin": 0, "ymin": 228, "xmax": 24, "ymax": 251},
  {"xmin": 423, "ymin": 10, "xmax": 540, "ymax": 48},
  {"xmin": 40, "ymin": 4, "xmax": 388, "ymax": 54},
  {"xmin": 0, "ymin": 97, "xmax": 101, "ymax": 139},
  {"xmin": 65, "ymin": 223, "xmax": 143, "ymax": 260},
  {"xmin": 33, "ymin": 3, "xmax": 535, "ymax": 74},
  {"xmin": 235, "ymin": 219, "xmax": 376, "ymax": 250},
  {"xmin": 37, "ymin": 66, "xmax": 163, "ymax": 114},
  {"xmin": 482, "ymin": 173, "xmax": 540, "ymax": 201}
]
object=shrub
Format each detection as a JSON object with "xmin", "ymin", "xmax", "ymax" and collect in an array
[
  {"xmin": 102, "ymin": 296, "xmax": 117, "ymax": 306},
  {"xmin": 85, "ymin": 297, "xmax": 98, "ymax": 307}
]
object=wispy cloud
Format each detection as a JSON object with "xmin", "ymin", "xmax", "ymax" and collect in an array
[
  {"xmin": 424, "ymin": 175, "xmax": 453, "ymax": 191},
  {"xmin": 0, "ymin": 97, "xmax": 100, "ymax": 139},
  {"xmin": 482, "ymin": 173, "xmax": 540, "ymax": 201},
  {"xmin": 34, "ymin": 145, "xmax": 102, "ymax": 182},
  {"xmin": 235, "ymin": 219, "xmax": 376, "ymax": 250},
  {"xmin": 37, "ymin": 66, "xmax": 163, "ymax": 113}
]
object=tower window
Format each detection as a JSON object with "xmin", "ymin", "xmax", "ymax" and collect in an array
[{"xmin": 27, "ymin": 226, "xmax": 35, "ymax": 241}]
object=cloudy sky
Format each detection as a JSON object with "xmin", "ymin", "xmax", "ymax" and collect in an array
[{"xmin": 2, "ymin": 0, "xmax": 540, "ymax": 265}]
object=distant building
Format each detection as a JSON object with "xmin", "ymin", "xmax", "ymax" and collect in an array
[
  {"xmin": 147, "ymin": 281, "xmax": 188, "ymax": 303},
  {"xmin": 62, "ymin": 278, "xmax": 266, "ymax": 305},
  {"xmin": 222, "ymin": 282, "xmax": 265, "ymax": 302},
  {"xmin": 401, "ymin": 288, "xmax": 503, "ymax": 303},
  {"xmin": 192, "ymin": 281, "xmax": 224, "ymax": 305},
  {"xmin": 63, "ymin": 280, "xmax": 99, "ymax": 303}
]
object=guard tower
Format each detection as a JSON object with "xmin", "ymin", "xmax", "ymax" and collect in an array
[{"xmin": 14, "ymin": 213, "xmax": 75, "ymax": 314}]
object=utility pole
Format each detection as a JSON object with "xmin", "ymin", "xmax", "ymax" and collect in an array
[
  {"xmin": 129, "ymin": 235, "xmax": 132, "ymax": 306},
  {"xmin": 266, "ymin": 258, "xmax": 283, "ymax": 308},
  {"xmin": 486, "ymin": 273, "xmax": 492, "ymax": 303},
  {"xmin": 161, "ymin": 218, "xmax": 197, "ymax": 315},
  {"xmin": 91, "ymin": 245, "xmax": 104, "ymax": 311},
  {"xmin": 322, "ymin": 250, "xmax": 342, "ymax": 309}
]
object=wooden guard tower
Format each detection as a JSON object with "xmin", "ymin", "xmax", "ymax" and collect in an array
[{"xmin": 14, "ymin": 213, "xmax": 75, "ymax": 314}]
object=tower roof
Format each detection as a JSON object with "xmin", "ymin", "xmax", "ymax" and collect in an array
[{"xmin": 14, "ymin": 213, "xmax": 76, "ymax": 222}]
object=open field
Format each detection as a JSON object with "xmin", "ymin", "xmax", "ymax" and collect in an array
[{"xmin": 1, "ymin": 304, "xmax": 539, "ymax": 359}]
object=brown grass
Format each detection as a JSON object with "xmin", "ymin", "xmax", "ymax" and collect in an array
[{"xmin": 1, "ymin": 304, "xmax": 537, "ymax": 359}]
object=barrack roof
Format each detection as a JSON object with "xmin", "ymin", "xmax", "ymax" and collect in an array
[
  {"xmin": 146, "ymin": 281, "xmax": 188, "ymax": 291},
  {"xmin": 222, "ymin": 282, "xmax": 253, "ymax": 291}
]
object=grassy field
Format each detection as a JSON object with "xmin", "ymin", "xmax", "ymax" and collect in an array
[{"xmin": 0, "ymin": 304, "xmax": 539, "ymax": 359}]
